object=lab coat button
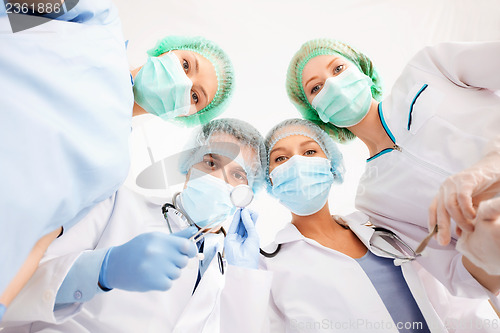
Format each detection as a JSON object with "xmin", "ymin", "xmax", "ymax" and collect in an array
[
  {"xmin": 74, "ymin": 290, "xmax": 83, "ymax": 300},
  {"xmin": 43, "ymin": 290, "xmax": 54, "ymax": 303}
]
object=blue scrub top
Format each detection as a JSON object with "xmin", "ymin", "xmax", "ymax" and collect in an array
[
  {"xmin": 0, "ymin": 0, "xmax": 133, "ymax": 296},
  {"xmin": 356, "ymin": 251, "xmax": 431, "ymax": 333}
]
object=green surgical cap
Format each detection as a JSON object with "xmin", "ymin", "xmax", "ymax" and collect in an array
[
  {"xmin": 285, "ymin": 39, "xmax": 383, "ymax": 143},
  {"xmin": 264, "ymin": 118, "xmax": 345, "ymax": 192},
  {"xmin": 178, "ymin": 118, "xmax": 266, "ymax": 193},
  {"xmin": 148, "ymin": 36, "xmax": 234, "ymax": 127}
]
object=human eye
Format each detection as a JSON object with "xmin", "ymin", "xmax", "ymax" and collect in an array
[
  {"xmin": 191, "ymin": 91, "xmax": 199, "ymax": 104},
  {"xmin": 333, "ymin": 64, "xmax": 344, "ymax": 75},
  {"xmin": 233, "ymin": 171, "xmax": 248, "ymax": 184},
  {"xmin": 304, "ymin": 149, "xmax": 316, "ymax": 156},
  {"xmin": 275, "ymin": 156, "xmax": 288, "ymax": 163},
  {"xmin": 311, "ymin": 84, "xmax": 322, "ymax": 95},
  {"xmin": 203, "ymin": 155, "xmax": 219, "ymax": 170},
  {"xmin": 182, "ymin": 59, "xmax": 189, "ymax": 73}
]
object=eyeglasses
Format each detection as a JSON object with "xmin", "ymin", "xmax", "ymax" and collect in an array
[{"xmin": 369, "ymin": 227, "xmax": 420, "ymax": 265}]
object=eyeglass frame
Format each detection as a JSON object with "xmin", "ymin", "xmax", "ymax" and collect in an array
[{"xmin": 369, "ymin": 226, "xmax": 421, "ymax": 264}]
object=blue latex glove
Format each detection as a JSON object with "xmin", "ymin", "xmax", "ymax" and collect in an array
[
  {"xmin": 224, "ymin": 208, "xmax": 260, "ymax": 269},
  {"xmin": 0, "ymin": 303, "xmax": 6, "ymax": 322},
  {"xmin": 99, "ymin": 227, "xmax": 198, "ymax": 292}
]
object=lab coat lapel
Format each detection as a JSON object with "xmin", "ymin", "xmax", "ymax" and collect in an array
[
  {"xmin": 344, "ymin": 211, "xmax": 447, "ymax": 332},
  {"xmin": 343, "ymin": 211, "xmax": 376, "ymax": 250},
  {"xmin": 173, "ymin": 234, "xmax": 226, "ymax": 333},
  {"xmin": 401, "ymin": 263, "xmax": 448, "ymax": 332}
]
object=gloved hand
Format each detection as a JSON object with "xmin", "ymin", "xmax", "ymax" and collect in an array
[
  {"xmin": 456, "ymin": 197, "xmax": 500, "ymax": 275},
  {"xmin": 224, "ymin": 208, "xmax": 260, "ymax": 270},
  {"xmin": 429, "ymin": 151, "xmax": 500, "ymax": 246},
  {"xmin": 99, "ymin": 227, "xmax": 198, "ymax": 292},
  {"xmin": 0, "ymin": 303, "xmax": 6, "ymax": 322}
]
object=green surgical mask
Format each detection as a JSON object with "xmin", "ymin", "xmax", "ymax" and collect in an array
[
  {"xmin": 133, "ymin": 52, "xmax": 193, "ymax": 120},
  {"xmin": 311, "ymin": 66, "xmax": 373, "ymax": 128}
]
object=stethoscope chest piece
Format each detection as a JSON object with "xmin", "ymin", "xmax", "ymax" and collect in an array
[
  {"xmin": 230, "ymin": 184, "xmax": 254, "ymax": 208},
  {"xmin": 217, "ymin": 252, "xmax": 226, "ymax": 275},
  {"xmin": 162, "ymin": 201, "xmax": 191, "ymax": 233}
]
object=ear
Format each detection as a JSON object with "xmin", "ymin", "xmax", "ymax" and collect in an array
[{"xmin": 183, "ymin": 169, "xmax": 191, "ymax": 189}]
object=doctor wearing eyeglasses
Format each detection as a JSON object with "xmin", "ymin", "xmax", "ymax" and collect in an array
[{"xmin": 260, "ymin": 119, "xmax": 500, "ymax": 333}]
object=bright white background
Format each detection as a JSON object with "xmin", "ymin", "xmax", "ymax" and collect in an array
[{"xmin": 116, "ymin": 0, "xmax": 500, "ymax": 246}]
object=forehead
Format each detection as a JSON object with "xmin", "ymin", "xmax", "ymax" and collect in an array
[
  {"xmin": 170, "ymin": 49, "xmax": 218, "ymax": 97},
  {"xmin": 178, "ymin": 50, "xmax": 217, "ymax": 76},
  {"xmin": 302, "ymin": 54, "xmax": 349, "ymax": 79},
  {"xmin": 208, "ymin": 133, "xmax": 257, "ymax": 167},
  {"xmin": 271, "ymin": 132, "xmax": 322, "ymax": 153},
  {"xmin": 194, "ymin": 153, "xmax": 243, "ymax": 171}
]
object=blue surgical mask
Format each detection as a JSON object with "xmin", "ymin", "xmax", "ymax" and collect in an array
[
  {"xmin": 180, "ymin": 168, "xmax": 236, "ymax": 228},
  {"xmin": 270, "ymin": 155, "xmax": 334, "ymax": 216},
  {"xmin": 311, "ymin": 66, "xmax": 373, "ymax": 128},
  {"xmin": 133, "ymin": 52, "xmax": 193, "ymax": 120}
]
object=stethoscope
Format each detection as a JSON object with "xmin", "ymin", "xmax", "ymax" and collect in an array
[
  {"xmin": 163, "ymin": 184, "xmax": 254, "ymax": 240},
  {"xmin": 139, "ymin": 125, "xmax": 280, "ymax": 261},
  {"xmin": 162, "ymin": 185, "xmax": 254, "ymax": 274}
]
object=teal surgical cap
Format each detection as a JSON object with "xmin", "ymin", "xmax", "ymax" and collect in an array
[
  {"xmin": 179, "ymin": 118, "xmax": 266, "ymax": 193},
  {"xmin": 148, "ymin": 36, "xmax": 234, "ymax": 127},
  {"xmin": 286, "ymin": 38, "xmax": 383, "ymax": 143},
  {"xmin": 265, "ymin": 118, "xmax": 345, "ymax": 191}
]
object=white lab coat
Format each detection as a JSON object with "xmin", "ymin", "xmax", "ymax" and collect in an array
[
  {"xmin": 356, "ymin": 41, "xmax": 500, "ymax": 243},
  {"xmin": 0, "ymin": 0, "xmax": 133, "ymax": 295},
  {"xmin": 0, "ymin": 188, "xmax": 272, "ymax": 333},
  {"xmin": 355, "ymin": 42, "xmax": 500, "ymax": 308},
  {"xmin": 262, "ymin": 212, "xmax": 499, "ymax": 333}
]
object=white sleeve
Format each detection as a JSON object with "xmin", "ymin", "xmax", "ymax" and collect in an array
[
  {"xmin": 416, "ymin": 244, "xmax": 494, "ymax": 300},
  {"xmin": 409, "ymin": 41, "xmax": 500, "ymax": 91},
  {"xmin": 220, "ymin": 265, "xmax": 273, "ymax": 333},
  {"xmin": 0, "ymin": 252, "xmax": 82, "ymax": 327},
  {"xmin": 0, "ymin": 196, "xmax": 115, "ymax": 327}
]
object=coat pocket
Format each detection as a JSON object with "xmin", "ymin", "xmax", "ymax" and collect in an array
[{"xmin": 406, "ymin": 83, "xmax": 444, "ymax": 134}]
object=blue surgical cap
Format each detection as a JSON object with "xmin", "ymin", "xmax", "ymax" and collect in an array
[
  {"xmin": 178, "ymin": 118, "xmax": 266, "ymax": 193},
  {"xmin": 264, "ymin": 118, "xmax": 345, "ymax": 190}
]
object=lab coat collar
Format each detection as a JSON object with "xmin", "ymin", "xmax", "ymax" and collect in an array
[
  {"xmin": 344, "ymin": 211, "xmax": 416, "ymax": 262},
  {"xmin": 273, "ymin": 211, "xmax": 375, "ymax": 246},
  {"xmin": 273, "ymin": 223, "xmax": 305, "ymax": 245},
  {"xmin": 342, "ymin": 211, "xmax": 375, "ymax": 250},
  {"xmin": 377, "ymin": 102, "xmax": 396, "ymax": 144}
]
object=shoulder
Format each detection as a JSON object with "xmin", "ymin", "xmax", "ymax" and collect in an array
[{"xmin": 57, "ymin": 0, "xmax": 120, "ymax": 26}]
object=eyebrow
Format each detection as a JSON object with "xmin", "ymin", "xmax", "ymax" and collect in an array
[
  {"xmin": 269, "ymin": 146, "xmax": 286, "ymax": 157},
  {"xmin": 304, "ymin": 75, "xmax": 318, "ymax": 91},
  {"xmin": 206, "ymin": 153, "xmax": 221, "ymax": 160},
  {"xmin": 193, "ymin": 54, "xmax": 199, "ymax": 74},
  {"xmin": 270, "ymin": 139, "xmax": 318, "ymax": 156},
  {"xmin": 232, "ymin": 166, "xmax": 247, "ymax": 176},
  {"xmin": 200, "ymin": 86, "xmax": 208, "ymax": 105},
  {"xmin": 327, "ymin": 58, "xmax": 338, "ymax": 70},
  {"xmin": 303, "ymin": 57, "xmax": 341, "ymax": 91},
  {"xmin": 301, "ymin": 139, "xmax": 318, "ymax": 147}
]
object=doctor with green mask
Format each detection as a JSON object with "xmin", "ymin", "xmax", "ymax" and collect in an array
[
  {"xmin": 311, "ymin": 65, "xmax": 373, "ymax": 127},
  {"xmin": 131, "ymin": 36, "xmax": 234, "ymax": 127},
  {"xmin": 133, "ymin": 52, "xmax": 194, "ymax": 120},
  {"xmin": 285, "ymin": 39, "xmax": 500, "ymax": 318}
]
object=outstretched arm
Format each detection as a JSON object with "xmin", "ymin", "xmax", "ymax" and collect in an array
[
  {"xmin": 429, "ymin": 135, "xmax": 500, "ymax": 245},
  {"xmin": 0, "ymin": 227, "xmax": 62, "ymax": 321}
]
